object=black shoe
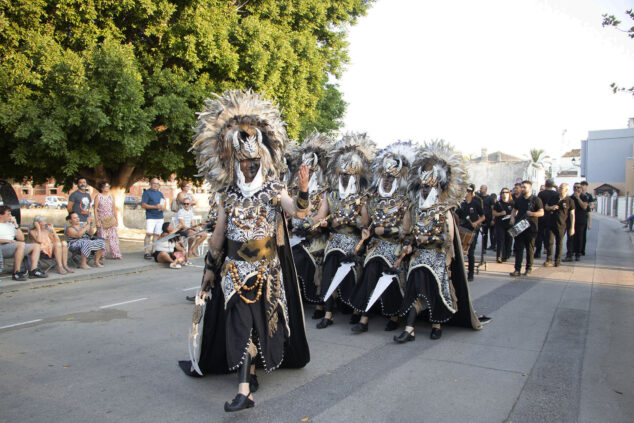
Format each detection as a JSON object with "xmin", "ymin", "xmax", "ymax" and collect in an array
[
  {"xmin": 581, "ymin": 252, "xmax": 585, "ymax": 256},
  {"xmin": 394, "ymin": 330, "xmax": 415, "ymax": 343},
  {"xmin": 524, "ymin": 268, "xmax": 532, "ymax": 276},
  {"xmin": 575, "ymin": 255, "xmax": 580, "ymax": 261},
  {"xmin": 12, "ymin": 271, "xmax": 27, "ymax": 281},
  {"xmin": 509, "ymin": 270, "xmax": 521, "ymax": 277},
  {"xmin": 351, "ymin": 322, "xmax": 368, "ymax": 333},
  {"xmin": 554, "ymin": 261, "xmax": 560, "ymax": 267},
  {"xmin": 28, "ymin": 268, "xmax": 48, "ymax": 279},
  {"xmin": 249, "ymin": 374, "xmax": 259, "ymax": 393},
  {"xmin": 562, "ymin": 257, "xmax": 573, "ymax": 262},
  {"xmin": 467, "ymin": 274, "xmax": 474, "ymax": 282},
  {"xmin": 224, "ymin": 393, "xmax": 254, "ymax": 412},
  {"xmin": 501, "ymin": 258, "xmax": 508, "ymax": 263},
  {"xmin": 185, "ymin": 296, "xmax": 195, "ymax": 302},
  {"xmin": 496, "ymin": 258, "xmax": 503, "ymax": 263},
  {"xmin": 430, "ymin": 327, "xmax": 442, "ymax": 340},
  {"xmin": 478, "ymin": 315, "xmax": 492, "ymax": 325},
  {"xmin": 349, "ymin": 314, "xmax": 361, "ymax": 325},
  {"xmin": 144, "ymin": 253, "xmax": 152, "ymax": 260},
  {"xmin": 316, "ymin": 318, "xmax": 333, "ymax": 329},
  {"xmin": 543, "ymin": 261, "xmax": 553, "ymax": 267},
  {"xmin": 385, "ymin": 320, "xmax": 399, "ymax": 331},
  {"xmin": 311, "ymin": 309, "xmax": 325, "ymax": 320}
]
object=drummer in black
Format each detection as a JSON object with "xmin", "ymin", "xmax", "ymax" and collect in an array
[
  {"xmin": 492, "ymin": 188, "xmax": 514, "ymax": 263},
  {"xmin": 478, "ymin": 185, "xmax": 495, "ymax": 251},
  {"xmin": 543, "ymin": 183, "xmax": 575, "ymax": 267},
  {"xmin": 457, "ymin": 184, "xmax": 485, "ymax": 281},
  {"xmin": 509, "ymin": 180, "xmax": 544, "ymax": 277}
]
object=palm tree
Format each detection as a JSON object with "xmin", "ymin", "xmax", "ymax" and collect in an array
[{"xmin": 529, "ymin": 148, "xmax": 550, "ymax": 168}]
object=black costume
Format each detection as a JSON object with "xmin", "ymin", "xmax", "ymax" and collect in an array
[
  {"xmin": 493, "ymin": 199, "xmax": 514, "ymax": 261},
  {"xmin": 512, "ymin": 195, "xmax": 544, "ymax": 273},
  {"xmin": 457, "ymin": 198, "xmax": 484, "ymax": 279}
]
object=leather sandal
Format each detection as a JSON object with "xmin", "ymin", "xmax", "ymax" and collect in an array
[
  {"xmin": 430, "ymin": 327, "xmax": 442, "ymax": 340},
  {"xmin": 351, "ymin": 322, "xmax": 368, "ymax": 333},
  {"xmin": 224, "ymin": 392, "xmax": 254, "ymax": 412}
]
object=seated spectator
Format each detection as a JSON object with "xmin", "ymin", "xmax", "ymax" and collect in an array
[
  {"xmin": 175, "ymin": 200, "xmax": 205, "ymax": 257},
  {"xmin": 154, "ymin": 222, "xmax": 187, "ymax": 269},
  {"xmin": 30, "ymin": 216, "xmax": 74, "ymax": 275},
  {"xmin": 66, "ymin": 212, "xmax": 106, "ymax": 269},
  {"xmin": 626, "ymin": 214, "xmax": 634, "ymax": 232},
  {"xmin": 172, "ymin": 180, "xmax": 197, "ymax": 212},
  {"xmin": 0, "ymin": 205, "xmax": 47, "ymax": 280}
]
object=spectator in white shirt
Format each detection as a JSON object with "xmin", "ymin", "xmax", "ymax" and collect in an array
[
  {"xmin": 0, "ymin": 206, "xmax": 47, "ymax": 280},
  {"xmin": 175, "ymin": 200, "xmax": 205, "ymax": 257}
]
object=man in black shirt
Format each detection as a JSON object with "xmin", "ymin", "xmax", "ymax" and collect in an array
[
  {"xmin": 537, "ymin": 179, "xmax": 559, "ymax": 260},
  {"xmin": 492, "ymin": 188, "xmax": 513, "ymax": 263},
  {"xmin": 579, "ymin": 181, "xmax": 594, "ymax": 256},
  {"xmin": 478, "ymin": 185, "xmax": 495, "ymax": 251},
  {"xmin": 535, "ymin": 181, "xmax": 557, "ymax": 258},
  {"xmin": 509, "ymin": 180, "xmax": 544, "ymax": 277},
  {"xmin": 565, "ymin": 183, "xmax": 590, "ymax": 261},
  {"xmin": 457, "ymin": 184, "xmax": 485, "ymax": 281},
  {"xmin": 543, "ymin": 183, "xmax": 575, "ymax": 267}
]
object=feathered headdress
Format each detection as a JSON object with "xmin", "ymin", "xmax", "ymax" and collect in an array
[
  {"xmin": 326, "ymin": 132, "xmax": 376, "ymax": 191},
  {"xmin": 190, "ymin": 89, "xmax": 287, "ymax": 191},
  {"xmin": 287, "ymin": 130, "xmax": 334, "ymax": 188},
  {"xmin": 372, "ymin": 140, "xmax": 418, "ymax": 193},
  {"xmin": 408, "ymin": 140, "xmax": 468, "ymax": 206}
]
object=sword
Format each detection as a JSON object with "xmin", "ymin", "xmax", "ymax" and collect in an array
[
  {"xmin": 364, "ymin": 250, "xmax": 408, "ymax": 312},
  {"xmin": 322, "ymin": 261, "xmax": 355, "ymax": 301},
  {"xmin": 309, "ymin": 214, "xmax": 330, "ymax": 230},
  {"xmin": 188, "ymin": 288, "xmax": 210, "ymax": 376},
  {"xmin": 353, "ymin": 225, "xmax": 373, "ymax": 255}
]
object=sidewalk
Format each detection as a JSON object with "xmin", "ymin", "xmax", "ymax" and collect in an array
[{"xmin": 0, "ymin": 239, "xmax": 204, "ymax": 292}]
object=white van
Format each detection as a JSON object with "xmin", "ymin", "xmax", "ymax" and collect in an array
[{"xmin": 45, "ymin": 196, "xmax": 68, "ymax": 209}]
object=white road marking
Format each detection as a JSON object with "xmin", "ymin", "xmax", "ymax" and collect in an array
[
  {"xmin": 188, "ymin": 265, "xmax": 204, "ymax": 268},
  {"xmin": 182, "ymin": 286, "xmax": 200, "ymax": 291},
  {"xmin": 99, "ymin": 298, "xmax": 148, "ymax": 309},
  {"xmin": 0, "ymin": 319, "xmax": 43, "ymax": 330}
]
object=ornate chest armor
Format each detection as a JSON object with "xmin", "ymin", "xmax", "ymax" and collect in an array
[{"xmin": 324, "ymin": 192, "xmax": 366, "ymax": 257}]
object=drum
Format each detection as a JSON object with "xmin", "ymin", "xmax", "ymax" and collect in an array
[
  {"xmin": 508, "ymin": 219, "xmax": 530, "ymax": 238},
  {"xmin": 459, "ymin": 226, "xmax": 475, "ymax": 252}
]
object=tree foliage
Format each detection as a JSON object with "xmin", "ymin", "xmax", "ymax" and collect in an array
[
  {"xmin": 0, "ymin": 0, "xmax": 372, "ymax": 189},
  {"xmin": 602, "ymin": 9, "xmax": 634, "ymax": 95}
]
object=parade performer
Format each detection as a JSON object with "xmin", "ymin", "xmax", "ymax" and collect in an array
[
  {"xmin": 180, "ymin": 90, "xmax": 310, "ymax": 413},
  {"xmin": 288, "ymin": 131, "xmax": 334, "ymax": 317},
  {"xmin": 395, "ymin": 140, "xmax": 484, "ymax": 343},
  {"xmin": 310, "ymin": 133, "xmax": 375, "ymax": 329},
  {"xmin": 348, "ymin": 141, "xmax": 416, "ymax": 333}
]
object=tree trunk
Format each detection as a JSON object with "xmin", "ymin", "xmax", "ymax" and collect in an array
[{"xmin": 110, "ymin": 186, "xmax": 127, "ymax": 230}]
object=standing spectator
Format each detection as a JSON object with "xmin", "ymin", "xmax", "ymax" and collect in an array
[
  {"xmin": 457, "ymin": 184, "xmax": 485, "ymax": 281},
  {"xmin": 142, "ymin": 178, "xmax": 166, "ymax": 260},
  {"xmin": 67, "ymin": 177, "xmax": 92, "ymax": 223},
  {"xmin": 511, "ymin": 183, "xmax": 521, "ymax": 202},
  {"xmin": 566, "ymin": 183, "xmax": 589, "ymax": 261},
  {"xmin": 0, "ymin": 206, "xmax": 47, "ymax": 280},
  {"xmin": 488, "ymin": 193, "xmax": 498, "ymax": 248},
  {"xmin": 478, "ymin": 185, "xmax": 494, "ymax": 250},
  {"xmin": 66, "ymin": 212, "xmax": 106, "ymax": 269},
  {"xmin": 492, "ymin": 188, "xmax": 513, "ymax": 263},
  {"xmin": 543, "ymin": 183, "xmax": 575, "ymax": 267},
  {"xmin": 509, "ymin": 180, "xmax": 544, "ymax": 277},
  {"xmin": 94, "ymin": 181, "xmax": 122, "ymax": 260},
  {"xmin": 536, "ymin": 179, "xmax": 558, "ymax": 259},
  {"xmin": 172, "ymin": 180, "xmax": 197, "ymax": 212},
  {"xmin": 30, "ymin": 216, "xmax": 74, "ymax": 275},
  {"xmin": 175, "ymin": 199, "xmax": 205, "ymax": 257},
  {"xmin": 579, "ymin": 181, "xmax": 594, "ymax": 254}
]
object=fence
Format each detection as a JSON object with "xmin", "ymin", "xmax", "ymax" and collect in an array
[{"xmin": 596, "ymin": 194, "xmax": 634, "ymax": 220}]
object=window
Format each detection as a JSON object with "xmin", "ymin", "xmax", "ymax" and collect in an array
[
  {"xmin": 22, "ymin": 189, "xmax": 29, "ymax": 195},
  {"xmin": 49, "ymin": 188, "xmax": 58, "ymax": 195}
]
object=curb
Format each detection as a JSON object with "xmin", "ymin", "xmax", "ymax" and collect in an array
[{"xmin": 0, "ymin": 263, "xmax": 157, "ymax": 292}]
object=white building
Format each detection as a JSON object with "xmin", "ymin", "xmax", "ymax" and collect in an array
[{"xmin": 466, "ymin": 149, "xmax": 546, "ymax": 195}]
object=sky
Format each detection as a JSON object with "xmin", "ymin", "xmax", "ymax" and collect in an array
[{"xmin": 338, "ymin": 0, "xmax": 634, "ymax": 159}]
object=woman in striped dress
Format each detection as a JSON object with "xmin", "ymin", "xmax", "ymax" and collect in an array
[
  {"xmin": 66, "ymin": 212, "xmax": 106, "ymax": 269},
  {"xmin": 94, "ymin": 181, "xmax": 122, "ymax": 259}
]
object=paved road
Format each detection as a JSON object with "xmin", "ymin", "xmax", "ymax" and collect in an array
[{"xmin": 1, "ymin": 215, "xmax": 632, "ymax": 423}]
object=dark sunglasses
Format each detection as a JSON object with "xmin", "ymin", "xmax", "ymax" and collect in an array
[{"xmin": 183, "ymin": 203, "xmax": 191, "ymax": 205}]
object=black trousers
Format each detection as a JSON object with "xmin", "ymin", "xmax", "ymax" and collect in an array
[
  {"xmin": 535, "ymin": 223, "xmax": 547, "ymax": 256},
  {"xmin": 495, "ymin": 224, "xmax": 512, "ymax": 260},
  {"xmin": 566, "ymin": 230, "xmax": 575, "ymax": 258},
  {"xmin": 574, "ymin": 221, "xmax": 587, "ymax": 256},
  {"xmin": 489, "ymin": 224, "xmax": 496, "ymax": 247},
  {"xmin": 481, "ymin": 224, "xmax": 490, "ymax": 250},
  {"xmin": 514, "ymin": 231, "xmax": 536, "ymax": 271},
  {"xmin": 545, "ymin": 225, "xmax": 565, "ymax": 263}
]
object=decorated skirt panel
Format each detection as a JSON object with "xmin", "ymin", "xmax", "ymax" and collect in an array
[
  {"xmin": 325, "ymin": 232, "xmax": 359, "ymax": 257},
  {"xmin": 407, "ymin": 249, "xmax": 453, "ymax": 310}
]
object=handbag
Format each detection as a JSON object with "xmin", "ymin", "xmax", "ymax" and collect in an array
[{"xmin": 101, "ymin": 215, "xmax": 117, "ymax": 229}]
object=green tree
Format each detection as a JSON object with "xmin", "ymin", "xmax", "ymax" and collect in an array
[
  {"xmin": 602, "ymin": 9, "xmax": 634, "ymax": 95},
  {"xmin": 0, "ymin": 0, "xmax": 372, "ymax": 227},
  {"xmin": 529, "ymin": 148, "xmax": 549, "ymax": 168},
  {"xmin": 299, "ymin": 82, "xmax": 347, "ymax": 139}
]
